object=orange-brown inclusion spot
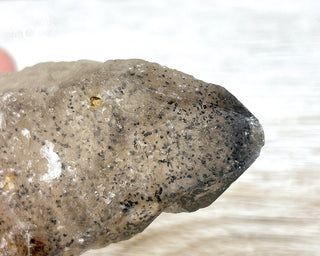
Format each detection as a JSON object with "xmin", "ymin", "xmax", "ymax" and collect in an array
[
  {"xmin": 11, "ymin": 235, "xmax": 50, "ymax": 256},
  {"xmin": 90, "ymin": 96, "xmax": 103, "ymax": 109},
  {"xmin": 3, "ymin": 172, "xmax": 15, "ymax": 189}
]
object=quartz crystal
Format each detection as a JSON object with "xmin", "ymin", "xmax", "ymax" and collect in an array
[{"xmin": 0, "ymin": 59, "xmax": 264, "ymax": 255}]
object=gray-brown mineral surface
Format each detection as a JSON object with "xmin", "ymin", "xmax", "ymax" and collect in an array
[{"xmin": 0, "ymin": 59, "xmax": 264, "ymax": 256}]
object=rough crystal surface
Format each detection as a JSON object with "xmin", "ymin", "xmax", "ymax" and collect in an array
[{"xmin": 0, "ymin": 59, "xmax": 264, "ymax": 256}]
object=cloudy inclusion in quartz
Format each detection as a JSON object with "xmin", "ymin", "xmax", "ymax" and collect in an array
[{"xmin": 40, "ymin": 140, "xmax": 62, "ymax": 182}]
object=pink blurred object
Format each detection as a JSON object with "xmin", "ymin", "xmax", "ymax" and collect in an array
[{"xmin": 0, "ymin": 48, "xmax": 16, "ymax": 72}]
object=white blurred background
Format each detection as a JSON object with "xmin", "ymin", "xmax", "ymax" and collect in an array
[{"xmin": 1, "ymin": 1, "xmax": 319, "ymax": 255}]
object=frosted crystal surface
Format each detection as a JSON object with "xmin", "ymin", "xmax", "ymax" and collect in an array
[{"xmin": 0, "ymin": 59, "xmax": 264, "ymax": 255}]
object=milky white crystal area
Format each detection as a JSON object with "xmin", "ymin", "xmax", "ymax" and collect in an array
[
  {"xmin": 0, "ymin": 112, "xmax": 5, "ymax": 130},
  {"xmin": 21, "ymin": 128, "xmax": 31, "ymax": 139},
  {"xmin": 40, "ymin": 140, "xmax": 62, "ymax": 182}
]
